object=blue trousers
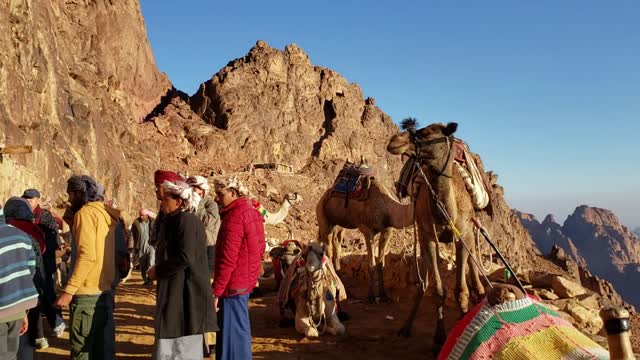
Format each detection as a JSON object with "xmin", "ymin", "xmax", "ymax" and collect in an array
[{"xmin": 216, "ymin": 294, "xmax": 251, "ymax": 360}]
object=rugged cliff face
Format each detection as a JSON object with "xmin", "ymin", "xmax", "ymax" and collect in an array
[
  {"xmin": 518, "ymin": 206, "xmax": 640, "ymax": 308},
  {"xmin": 0, "ymin": 0, "xmax": 171, "ymax": 207}
]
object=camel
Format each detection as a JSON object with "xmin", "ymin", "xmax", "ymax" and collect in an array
[
  {"xmin": 316, "ymin": 178, "xmax": 414, "ymax": 303},
  {"xmin": 264, "ymin": 192, "xmax": 302, "ymax": 226},
  {"xmin": 278, "ymin": 243, "xmax": 346, "ymax": 338},
  {"xmin": 387, "ymin": 121, "xmax": 486, "ymax": 351}
]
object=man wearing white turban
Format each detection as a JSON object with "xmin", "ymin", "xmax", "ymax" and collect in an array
[
  {"xmin": 146, "ymin": 180, "xmax": 217, "ymax": 359},
  {"xmin": 186, "ymin": 176, "xmax": 220, "ymax": 279}
]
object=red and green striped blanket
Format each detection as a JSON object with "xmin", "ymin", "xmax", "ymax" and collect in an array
[{"xmin": 438, "ymin": 296, "xmax": 609, "ymax": 360}]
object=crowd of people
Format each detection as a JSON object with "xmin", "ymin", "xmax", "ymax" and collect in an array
[{"xmin": 0, "ymin": 170, "xmax": 266, "ymax": 360}]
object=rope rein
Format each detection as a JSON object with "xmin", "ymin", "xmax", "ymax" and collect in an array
[{"xmin": 305, "ymin": 268, "xmax": 327, "ymax": 335}]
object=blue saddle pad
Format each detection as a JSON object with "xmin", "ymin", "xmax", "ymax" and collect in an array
[{"xmin": 333, "ymin": 175, "xmax": 361, "ymax": 193}]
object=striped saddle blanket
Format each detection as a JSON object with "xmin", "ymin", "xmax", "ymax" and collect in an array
[{"xmin": 438, "ymin": 296, "xmax": 609, "ymax": 360}]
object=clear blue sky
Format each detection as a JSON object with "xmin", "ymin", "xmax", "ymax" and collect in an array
[{"xmin": 140, "ymin": 1, "xmax": 639, "ymax": 228}]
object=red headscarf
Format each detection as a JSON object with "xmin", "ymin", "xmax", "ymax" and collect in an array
[
  {"xmin": 154, "ymin": 170, "xmax": 182, "ymax": 186},
  {"xmin": 7, "ymin": 219, "xmax": 46, "ymax": 254}
]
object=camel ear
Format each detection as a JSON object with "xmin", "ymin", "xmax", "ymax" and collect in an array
[{"xmin": 443, "ymin": 122, "xmax": 458, "ymax": 136}]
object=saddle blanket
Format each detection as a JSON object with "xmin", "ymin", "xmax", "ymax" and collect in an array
[{"xmin": 438, "ymin": 296, "xmax": 609, "ymax": 360}]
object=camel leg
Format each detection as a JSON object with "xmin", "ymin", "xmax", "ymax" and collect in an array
[
  {"xmin": 398, "ymin": 238, "xmax": 429, "ymax": 338},
  {"xmin": 363, "ymin": 230, "xmax": 377, "ymax": 304},
  {"xmin": 334, "ymin": 228, "xmax": 344, "ymax": 271},
  {"xmin": 376, "ymin": 228, "xmax": 393, "ymax": 303},
  {"xmin": 295, "ymin": 298, "xmax": 319, "ymax": 338},
  {"xmin": 319, "ymin": 223, "xmax": 336, "ymax": 269},
  {"xmin": 428, "ymin": 232, "xmax": 447, "ymax": 353},
  {"xmin": 325, "ymin": 291, "xmax": 346, "ymax": 336},
  {"xmin": 455, "ymin": 237, "xmax": 471, "ymax": 314},
  {"xmin": 468, "ymin": 249, "xmax": 486, "ymax": 299}
]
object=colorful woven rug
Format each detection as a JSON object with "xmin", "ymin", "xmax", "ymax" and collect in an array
[{"xmin": 438, "ymin": 296, "xmax": 609, "ymax": 360}]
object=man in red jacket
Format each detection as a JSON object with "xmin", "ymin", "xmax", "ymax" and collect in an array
[{"xmin": 212, "ymin": 176, "xmax": 265, "ymax": 360}]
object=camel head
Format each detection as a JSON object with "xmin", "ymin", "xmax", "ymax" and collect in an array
[
  {"xmin": 387, "ymin": 120, "xmax": 458, "ymax": 158},
  {"xmin": 284, "ymin": 192, "xmax": 303, "ymax": 205},
  {"xmin": 302, "ymin": 242, "xmax": 325, "ymax": 274}
]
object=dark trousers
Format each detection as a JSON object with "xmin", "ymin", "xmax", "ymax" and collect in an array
[
  {"xmin": 216, "ymin": 294, "xmax": 251, "ymax": 360},
  {"xmin": 16, "ymin": 335, "xmax": 32, "ymax": 360},
  {"xmin": 140, "ymin": 255, "xmax": 152, "ymax": 284},
  {"xmin": 25, "ymin": 305, "xmax": 43, "ymax": 343},
  {"xmin": 0, "ymin": 319, "xmax": 22, "ymax": 360},
  {"xmin": 69, "ymin": 293, "xmax": 115, "ymax": 360},
  {"xmin": 41, "ymin": 273, "xmax": 64, "ymax": 329},
  {"xmin": 206, "ymin": 246, "xmax": 215, "ymax": 274}
]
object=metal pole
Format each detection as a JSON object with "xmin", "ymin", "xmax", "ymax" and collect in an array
[{"xmin": 472, "ymin": 218, "xmax": 526, "ymax": 294}]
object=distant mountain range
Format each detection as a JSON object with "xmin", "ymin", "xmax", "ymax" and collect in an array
[{"xmin": 517, "ymin": 205, "xmax": 640, "ymax": 308}]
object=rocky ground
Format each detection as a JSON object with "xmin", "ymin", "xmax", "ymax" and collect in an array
[{"xmin": 39, "ymin": 267, "xmax": 640, "ymax": 360}]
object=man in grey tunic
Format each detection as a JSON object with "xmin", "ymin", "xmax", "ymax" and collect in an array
[{"xmin": 131, "ymin": 209, "xmax": 156, "ymax": 285}]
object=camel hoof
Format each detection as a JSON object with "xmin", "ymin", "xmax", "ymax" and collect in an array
[
  {"xmin": 337, "ymin": 311, "xmax": 351, "ymax": 322},
  {"xmin": 335, "ymin": 323, "xmax": 346, "ymax": 336},
  {"xmin": 305, "ymin": 328, "xmax": 319, "ymax": 338},
  {"xmin": 397, "ymin": 325, "xmax": 414, "ymax": 338},
  {"xmin": 432, "ymin": 343, "xmax": 443, "ymax": 358},
  {"xmin": 368, "ymin": 294, "xmax": 377, "ymax": 305}
]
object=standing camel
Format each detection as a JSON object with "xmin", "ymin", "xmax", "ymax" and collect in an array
[
  {"xmin": 316, "ymin": 179, "xmax": 414, "ymax": 303},
  {"xmin": 387, "ymin": 121, "xmax": 486, "ymax": 351}
]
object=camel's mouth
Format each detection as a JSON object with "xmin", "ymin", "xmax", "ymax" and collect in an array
[{"xmin": 387, "ymin": 142, "xmax": 414, "ymax": 156}]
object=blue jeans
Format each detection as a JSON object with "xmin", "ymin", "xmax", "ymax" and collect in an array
[{"xmin": 216, "ymin": 294, "xmax": 251, "ymax": 360}]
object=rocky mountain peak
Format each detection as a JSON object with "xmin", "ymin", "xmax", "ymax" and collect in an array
[{"xmin": 542, "ymin": 214, "xmax": 558, "ymax": 226}]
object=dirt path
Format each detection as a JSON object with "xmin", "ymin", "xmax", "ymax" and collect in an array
[
  {"xmin": 41, "ymin": 269, "xmax": 640, "ymax": 359},
  {"xmin": 41, "ymin": 271, "xmax": 446, "ymax": 359}
]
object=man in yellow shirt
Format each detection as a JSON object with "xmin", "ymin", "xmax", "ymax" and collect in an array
[{"xmin": 54, "ymin": 175, "xmax": 121, "ymax": 360}]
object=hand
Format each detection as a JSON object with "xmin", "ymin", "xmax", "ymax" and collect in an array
[
  {"xmin": 19, "ymin": 315, "xmax": 28, "ymax": 335},
  {"xmin": 147, "ymin": 266, "xmax": 157, "ymax": 281},
  {"xmin": 213, "ymin": 297, "xmax": 219, "ymax": 312},
  {"xmin": 54, "ymin": 293, "xmax": 73, "ymax": 308}
]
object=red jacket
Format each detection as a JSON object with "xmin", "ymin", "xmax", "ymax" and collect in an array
[
  {"xmin": 212, "ymin": 197, "xmax": 265, "ymax": 298},
  {"xmin": 7, "ymin": 219, "xmax": 46, "ymax": 254}
]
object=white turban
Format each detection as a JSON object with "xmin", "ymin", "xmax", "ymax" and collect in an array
[
  {"xmin": 162, "ymin": 180, "xmax": 201, "ymax": 212},
  {"xmin": 186, "ymin": 175, "xmax": 210, "ymax": 194},
  {"xmin": 213, "ymin": 175, "xmax": 249, "ymax": 197}
]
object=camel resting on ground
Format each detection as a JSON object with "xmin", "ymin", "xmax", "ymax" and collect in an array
[
  {"xmin": 278, "ymin": 243, "xmax": 346, "ymax": 338},
  {"xmin": 316, "ymin": 178, "xmax": 414, "ymax": 303}
]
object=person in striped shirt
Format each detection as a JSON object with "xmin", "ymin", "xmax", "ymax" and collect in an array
[{"xmin": 0, "ymin": 204, "xmax": 38, "ymax": 359}]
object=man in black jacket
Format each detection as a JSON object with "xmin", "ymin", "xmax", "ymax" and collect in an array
[{"xmin": 22, "ymin": 189, "xmax": 66, "ymax": 337}]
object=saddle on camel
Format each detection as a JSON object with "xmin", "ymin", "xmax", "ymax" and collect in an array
[{"xmin": 330, "ymin": 158, "xmax": 375, "ymax": 207}]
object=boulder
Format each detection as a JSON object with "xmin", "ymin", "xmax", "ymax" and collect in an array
[
  {"xmin": 538, "ymin": 289, "xmax": 559, "ymax": 300},
  {"xmin": 576, "ymin": 293, "xmax": 600, "ymax": 310},
  {"xmin": 567, "ymin": 305, "xmax": 603, "ymax": 334},
  {"xmin": 529, "ymin": 271, "xmax": 557, "ymax": 289},
  {"xmin": 551, "ymin": 276, "xmax": 586, "ymax": 298}
]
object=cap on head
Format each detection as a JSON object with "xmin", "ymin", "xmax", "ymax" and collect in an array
[
  {"xmin": 3, "ymin": 197, "xmax": 34, "ymax": 221},
  {"xmin": 21, "ymin": 188, "xmax": 41, "ymax": 199}
]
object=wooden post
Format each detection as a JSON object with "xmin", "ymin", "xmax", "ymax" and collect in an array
[
  {"xmin": 600, "ymin": 307, "xmax": 634, "ymax": 360},
  {"xmin": 0, "ymin": 145, "xmax": 33, "ymax": 154}
]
